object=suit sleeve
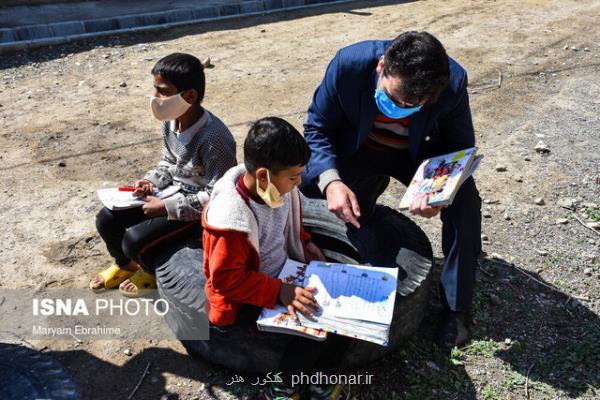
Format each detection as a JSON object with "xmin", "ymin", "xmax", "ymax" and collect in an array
[
  {"xmin": 303, "ymin": 51, "xmax": 347, "ymax": 181},
  {"xmin": 438, "ymin": 71, "xmax": 476, "ymax": 151},
  {"xmin": 206, "ymin": 230, "xmax": 282, "ymax": 309}
]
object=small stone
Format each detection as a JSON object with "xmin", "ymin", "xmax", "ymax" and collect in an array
[
  {"xmin": 489, "ymin": 294, "xmax": 501, "ymax": 305},
  {"xmin": 582, "ymin": 202, "xmax": 598, "ymax": 209},
  {"xmin": 504, "ymin": 338, "xmax": 512, "ymax": 345},
  {"xmin": 557, "ymin": 198, "xmax": 576, "ymax": 209},
  {"xmin": 556, "ymin": 218, "xmax": 569, "ymax": 225},
  {"xmin": 201, "ymin": 57, "xmax": 211, "ymax": 68},
  {"xmin": 490, "ymin": 252, "xmax": 503, "ymax": 260},
  {"xmin": 588, "ymin": 239, "xmax": 595, "ymax": 245},
  {"xmin": 144, "ymin": 57, "xmax": 153, "ymax": 61},
  {"xmin": 481, "ymin": 234, "xmax": 489, "ymax": 241},
  {"xmin": 584, "ymin": 268, "xmax": 593, "ymax": 276},
  {"xmin": 537, "ymin": 250, "xmax": 549, "ymax": 256},
  {"xmin": 58, "ymin": 161, "xmax": 66, "ymax": 167},
  {"xmin": 515, "ymin": 176, "xmax": 523, "ymax": 183},
  {"xmin": 534, "ymin": 197, "xmax": 545, "ymax": 206},
  {"xmin": 524, "ymin": 155, "xmax": 531, "ymax": 161},
  {"xmin": 119, "ymin": 81, "xmax": 127, "ymax": 87},
  {"xmin": 535, "ymin": 141, "xmax": 550, "ymax": 153},
  {"xmin": 426, "ymin": 361, "xmax": 440, "ymax": 371},
  {"xmin": 496, "ymin": 165, "xmax": 507, "ymax": 172},
  {"xmin": 483, "ymin": 209, "xmax": 492, "ymax": 218},
  {"xmin": 563, "ymin": 45, "xmax": 569, "ymax": 50},
  {"xmin": 123, "ymin": 348, "xmax": 132, "ymax": 356},
  {"xmin": 503, "ymin": 212, "xmax": 511, "ymax": 221},
  {"xmin": 571, "ymin": 46, "xmax": 579, "ymax": 51},
  {"xmin": 584, "ymin": 47, "xmax": 590, "ymax": 52},
  {"xmin": 103, "ymin": 54, "xmax": 110, "ymax": 59}
]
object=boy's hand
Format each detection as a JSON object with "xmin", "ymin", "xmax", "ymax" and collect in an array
[
  {"xmin": 408, "ymin": 193, "xmax": 444, "ymax": 219},
  {"xmin": 305, "ymin": 241, "xmax": 326, "ymax": 262},
  {"xmin": 142, "ymin": 196, "xmax": 167, "ymax": 217},
  {"xmin": 279, "ymin": 283, "xmax": 320, "ymax": 320},
  {"xmin": 134, "ymin": 180, "xmax": 155, "ymax": 198}
]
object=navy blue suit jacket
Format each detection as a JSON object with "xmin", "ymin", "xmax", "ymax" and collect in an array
[{"xmin": 303, "ymin": 40, "xmax": 475, "ymax": 182}]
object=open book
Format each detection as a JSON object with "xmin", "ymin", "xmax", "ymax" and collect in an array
[
  {"xmin": 257, "ymin": 259, "xmax": 398, "ymax": 346},
  {"xmin": 97, "ymin": 185, "xmax": 180, "ymax": 210},
  {"xmin": 399, "ymin": 147, "xmax": 483, "ymax": 209},
  {"xmin": 256, "ymin": 259, "xmax": 328, "ymax": 341}
]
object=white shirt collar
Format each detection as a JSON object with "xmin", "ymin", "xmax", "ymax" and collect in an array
[{"xmin": 169, "ymin": 110, "xmax": 209, "ymax": 145}]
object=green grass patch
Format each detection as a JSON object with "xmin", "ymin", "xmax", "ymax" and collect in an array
[
  {"xmin": 502, "ymin": 369, "xmax": 526, "ymax": 390},
  {"xmin": 585, "ymin": 207, "xmax": 600, "ymax": 222},
  {"xmin": 465, "ymin": 339, "xmax": 500, "ymax": 357},
  {"xmin": 481, "ymin": 384, "xmax": 503, "ymax": 400}
]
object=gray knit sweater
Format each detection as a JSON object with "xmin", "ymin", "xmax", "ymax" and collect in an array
[{"xmin": 143, "ymin": 109, "xmax": 237, "ymax": 221}]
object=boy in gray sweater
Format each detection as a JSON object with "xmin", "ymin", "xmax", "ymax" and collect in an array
[{"xmin": 90, "ymin": 53, "xmax": 236, "ymax": 296}]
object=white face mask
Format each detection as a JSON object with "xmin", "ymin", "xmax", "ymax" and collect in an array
[
  {"xmin": 256, "ymin": 170, "xmax": 284, "ymax": 208},
  {"xmin": 150, "ymin": 93, "xmax": 191, "ymax": 121}
]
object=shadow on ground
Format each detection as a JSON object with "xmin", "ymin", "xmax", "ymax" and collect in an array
[
  {"xmin": 43, "ymin": 253, "xmax": 599, "ymax": 400},
  {"xmin": 355, "ymin": 255, "xmax": 600, "ymax": 399}
]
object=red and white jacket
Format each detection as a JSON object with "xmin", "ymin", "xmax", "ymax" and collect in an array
[{"xmin": 202, "ymin": 165, "xmax": 310, "ymax": 326}]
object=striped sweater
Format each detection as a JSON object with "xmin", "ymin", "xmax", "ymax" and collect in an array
[{"xmin": 143, "ymin": 109, "xmax": 237, "ymax": 221}]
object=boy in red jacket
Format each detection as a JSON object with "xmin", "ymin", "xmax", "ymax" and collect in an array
[{"xmin": 203, "ymin": 117, "xmax": 346, "ymax": 400}]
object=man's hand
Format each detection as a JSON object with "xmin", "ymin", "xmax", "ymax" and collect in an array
[
  {"xmin": 305, "ymin": 241, "xmax": 326, "ymax": 262},
  {"xmin": 133, "ymin": 179, "xmax": 155, "ymax": 198},
  {"xmin": 279, "ymin": 283, "xmax": 320, "ymax": 320},
  {"xmin": 142, "ymin": 196, "xmax": 167, "ymax": 217},
  {"xmin": 325, "ymin": 181, "xmax": 361, "ymax": 228},
  {"xmin": 408, "ymin": 193, "xmax": 444, "ymax": 219}
]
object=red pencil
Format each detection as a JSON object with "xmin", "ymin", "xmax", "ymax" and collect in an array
[{"xmin": 118, "ymin": 186, "xmax": 136, "ymax": 192}]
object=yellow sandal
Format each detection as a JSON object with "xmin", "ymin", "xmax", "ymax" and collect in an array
[
  {"xmin": 90, "ymin": 262, "xmax": 138, "ymax": 292},
  {"xmin": 119, "ymin": 268, "xmax": 157, "ymax": 298}
]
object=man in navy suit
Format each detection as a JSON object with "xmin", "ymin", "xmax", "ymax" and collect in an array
[{"xmin": 300, "ymin": 31, "xmax": 482, "ymax": 347}]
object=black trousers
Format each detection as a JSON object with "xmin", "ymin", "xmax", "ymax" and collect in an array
[
  {"xmin": 95, "ymin": 207, "xmax": 201, "ymax": 272},
  {"xmin": 300, "ymin": 145, "xmax": 482, "ymax": 313}
]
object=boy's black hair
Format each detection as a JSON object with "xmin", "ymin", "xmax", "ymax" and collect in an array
[
  {"xmin": 383, "ymin": 31, "xmax": 450, "ymax": 104},
  {"xmin": 151, "ymin": 53, "xmax": 205, "ymax": 103},
  {"xmin": 244, "ymin": 117, "xmax": 311, "ymax": 174}
]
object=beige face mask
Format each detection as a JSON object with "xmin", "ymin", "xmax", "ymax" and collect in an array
[
  {"xmin": 256, "ymin": 170, "xmax": 284, "ymax": 208},
  {"xmin": 150, "ymin": 93, "xmax": 191, "ymax": 121}
]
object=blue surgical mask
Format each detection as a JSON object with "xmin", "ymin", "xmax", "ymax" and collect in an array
[{"xmin": 374, "ymin": 88, "xmax": 422, "ymax": 119}]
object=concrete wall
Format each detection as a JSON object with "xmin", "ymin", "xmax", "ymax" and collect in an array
[{"xmin": 0, "ymin": 0, "xmax": 86, "ymax": 7}]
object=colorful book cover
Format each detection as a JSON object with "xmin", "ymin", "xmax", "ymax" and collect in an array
[
  {"xmin": 399, "ymin": 147, "xmax": 480, "ymax": 209},
  {"xmin": 256, "ymin": 260, "xmax": 327, "ymax": 340}
]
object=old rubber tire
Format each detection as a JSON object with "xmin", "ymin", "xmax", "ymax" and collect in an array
[
  {"xmin": 155, "ymin": 196, "xmax": 433, "ymax": 373},
  {"xmin": 0, "ymin": 343, "xmax": 80, "ymax": 400}
]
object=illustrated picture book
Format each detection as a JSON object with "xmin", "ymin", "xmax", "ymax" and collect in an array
[{"xmin": 399, "ymin": 147, "xmax": 483, "ymax": 209}]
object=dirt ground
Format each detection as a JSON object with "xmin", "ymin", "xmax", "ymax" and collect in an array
[{"xmin": 1, "ymin": 0, "xmax": 599, "ymax": 399}]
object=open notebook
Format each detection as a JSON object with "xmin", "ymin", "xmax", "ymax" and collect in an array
[
  {"xmin": 97, "ymin": 185, "xmax": 180, "ymax": 210},
  {"xmin": 399, "ymin": 147, "xmax": 483, "ymax": 209},
  {"xmin": 257, "ymin": 259, "xmax": 398, "ymax": 346}
]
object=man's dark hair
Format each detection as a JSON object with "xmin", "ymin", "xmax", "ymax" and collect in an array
[
  {"xmin": 383, "ymin": 31, "xmax": 450, "ymax": 104},
  {"xmin": 244, "ymin": 117, "xmax": 311, "ymax": 173},
  {"xmin": 151, "ymin": 53, "xmax": 205, "ymax": 103}
]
